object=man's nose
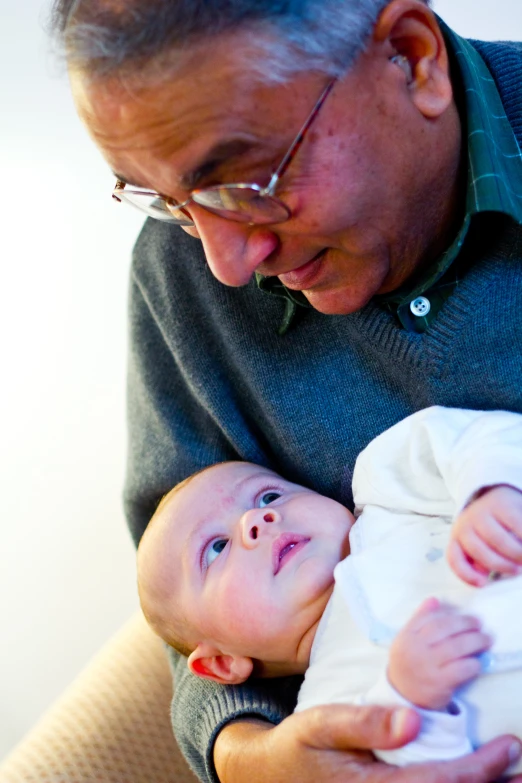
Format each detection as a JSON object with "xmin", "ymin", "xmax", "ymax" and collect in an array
[
  {"xmin": 191, "ymin": 208, "xmax": 280, "ymax": 287},
  {"xmin": 240, "ymin": 507, "xmax": 281, "ymax": 549}
]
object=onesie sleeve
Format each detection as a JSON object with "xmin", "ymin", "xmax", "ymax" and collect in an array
[{"xmin": 353, "ymin": 406, "xmax": 522, "ymax": 519}]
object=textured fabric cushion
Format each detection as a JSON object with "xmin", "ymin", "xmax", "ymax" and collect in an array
[{"xmin": 0, "ymin": 613, "xmax": 196, "ymax": 783}]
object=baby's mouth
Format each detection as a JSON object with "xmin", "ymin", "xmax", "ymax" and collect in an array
[{"xmin": 273, "ymin": 534, "xmax": 310, "ymax": 575}]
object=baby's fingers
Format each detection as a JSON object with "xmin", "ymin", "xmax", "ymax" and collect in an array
[
  {"xmin": 437, "ymin": 628, "xmax": 491, "ymax": 664},
  {"xmin": 441, "ymin": 655, "xmax": 483, "ymax": 690},
  {"xmin": 452, "ymin": 529, "xmax": 521, "ymax": 579},
  {"xmin": 476, "ymin": 515, "xmax": 522, "ymax": 566},
  {"xmin": 447, "ymin": 539, "xmax": 489, "ymax": 586}
]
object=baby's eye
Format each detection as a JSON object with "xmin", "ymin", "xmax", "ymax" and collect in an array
[
  {"xmin": 259, "ymin": 491, "xmax": 282, "ymax": 507},
  {"xmin": 205, "ymin": 538, "xmax": 228, "ymax": 567}
]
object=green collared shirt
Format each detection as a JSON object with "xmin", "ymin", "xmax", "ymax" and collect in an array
[{"xmin": 257, "ymin": 22, "xmax": 522, "ymax": 334}]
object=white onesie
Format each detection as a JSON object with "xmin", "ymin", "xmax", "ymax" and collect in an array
[{"xmin": 295, "ymin": 406, "xmax": 522, "ymax": 770}]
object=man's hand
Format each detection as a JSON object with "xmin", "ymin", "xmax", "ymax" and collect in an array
[
  {"xmin": 214, "ymin": 706, "xmax": 522, "ymax": 783},
  {"xmin": 448, "ymin": 485, "xmax": 522, "ymax": 586},
  {"xmin": 387, "ymin": 598, "xmax": 490, "ymax": 709}
]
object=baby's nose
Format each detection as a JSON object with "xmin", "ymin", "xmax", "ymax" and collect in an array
[
  {"xmin": 249, "ymin": 511, "xmax": 277, "ymax": 540},
  {"xmin": 240, "ymin": 508, "xmax": 280, "ymax": 546}
]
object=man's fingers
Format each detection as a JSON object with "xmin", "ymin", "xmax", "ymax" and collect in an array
[
  {"xmin": 294, "ymin": 704, "xmax": 421, "ymax": 752},
  {"xmin": 294, "ymin": 706, "xmax": 522, "ymax": 783},
  {"xmin": 445, "ymin": 736, "xmax": 521, "ymax": 783},
  {"xmin": 400, "ymin": 737, "xmax": 521, "ymax": 783},
  {"xmin": 236, "ymin": 709, "xmax": 521, "ymax": 783}
]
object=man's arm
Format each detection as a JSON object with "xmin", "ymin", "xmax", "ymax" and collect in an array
[{"xmin": 168, "ymin": 648, "xmax": 301, "ymax": 782}]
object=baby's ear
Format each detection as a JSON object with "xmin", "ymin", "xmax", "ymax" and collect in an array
[{"xmin": 187, "ymin": 643, "xmax": 253, "ymax": 684}]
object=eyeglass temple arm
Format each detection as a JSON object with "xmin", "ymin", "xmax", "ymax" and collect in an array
[
  {"xmin": 112, "ymin": 179, "xmax": 164, "ymax": 202},
  {"xmin": 265, "ymin": 78, "xmax": 337, "ymax": 193},
  {"xmin": 112, "ymin": 179, "xmax": 126, "ymax": 202}
]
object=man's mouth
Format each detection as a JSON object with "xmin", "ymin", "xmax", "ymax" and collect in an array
[
  {"xmin": 277, "ymin": 250, "xmax": 327, "ymax": 290},
  {"xmin": 273, "ymin": 534, "xmax": 310, "ymax": 575}
]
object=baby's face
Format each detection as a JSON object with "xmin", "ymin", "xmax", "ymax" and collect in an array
[{"xmin": 146, "ymin": 463, "xmax": 353, "ymax": 670}]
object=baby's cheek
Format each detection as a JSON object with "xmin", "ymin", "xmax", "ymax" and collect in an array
[{"xmin": 221, "ymin": 581, "xmax": 271, "ymax": 629}]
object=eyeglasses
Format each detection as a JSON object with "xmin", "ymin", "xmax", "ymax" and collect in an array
[{"xmin": 112, "ymin": 78, "xmax": 336, "ymax": 227}]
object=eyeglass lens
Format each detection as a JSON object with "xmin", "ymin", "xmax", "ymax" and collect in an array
[
  {"xmin": 118, "ymin": 185, "xmax": 290, "ymax": 225},
  {"xmin": 118, "ymin": 190, "xmax": 193, "ymax": 224},
  {"xmin": 184, "ymin": 186, "xmax": 290, "ymax": 224}
]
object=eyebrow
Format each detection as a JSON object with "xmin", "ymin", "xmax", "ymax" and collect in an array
[
  {"xmin": 179, "ymin": 138, "xmax": 260, "ymax": 191},
  {"xmin": 113, "ymin": 138, "xmax": 269, "ymax": 196}
]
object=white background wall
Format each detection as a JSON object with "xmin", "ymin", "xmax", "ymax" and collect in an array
[{"xmin": 0, "ymin": 0, "xmax": 520, "ymax": 765}]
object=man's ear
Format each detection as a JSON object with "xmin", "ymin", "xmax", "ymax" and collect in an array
[
  {"xmin": 373, "ymin": 0, "xmax": 453, "ymax": 119},
  {"xmin": 187, "ymin": 642, "xmax": 254, "ymax": 684}
]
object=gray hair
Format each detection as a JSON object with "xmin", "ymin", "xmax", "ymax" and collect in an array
[{"xmin": 49, "ymin": 0, "xmax": 431, "ymax": 84}]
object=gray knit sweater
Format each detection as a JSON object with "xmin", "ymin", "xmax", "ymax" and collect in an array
[{"xmin": 124, "ymin": 38, "xmax": 522, "ymax": 783}]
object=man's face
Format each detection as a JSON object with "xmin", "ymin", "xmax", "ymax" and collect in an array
[
  {"xmin": 71, "ymin": 25, "xmax": 460, "ymax": 314},
  {"xmin": 144, "ymin": 463, "xmax": 353, "ymax": 667}
]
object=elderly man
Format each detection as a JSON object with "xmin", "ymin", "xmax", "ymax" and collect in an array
[{"xmin": 50, "ymin": 0, "xmax": 522, "ymax": 781}]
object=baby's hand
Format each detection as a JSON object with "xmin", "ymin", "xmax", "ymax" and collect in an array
[
  {"xmin": 388, "ymin": 597, "xmax": 490, "ymax": 710},
  {"xmin": 448, "ymin": 485, "xmax": 522, "ymax": 586}
]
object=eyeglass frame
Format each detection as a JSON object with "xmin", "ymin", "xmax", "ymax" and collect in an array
[{"xmin": 111, "ymin": 77, "xmax": 337, "ymax": 227}]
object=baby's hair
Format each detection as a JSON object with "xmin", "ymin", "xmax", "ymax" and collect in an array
[
  {"xmin": 151, "ymin": 616, "xmax": 193, "ymax": 659},
  {"xmin": 138, "ymin": 462, "xmax": 232, "ymax": 658}
]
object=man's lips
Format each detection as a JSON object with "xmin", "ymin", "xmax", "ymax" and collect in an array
[
  {"xmin": 276, "ymin": 250, "xmax": 327, "ymax": 290},
  {"xmin": 273, "ymin": 534, "xmax": 310, "ymax": 575}
]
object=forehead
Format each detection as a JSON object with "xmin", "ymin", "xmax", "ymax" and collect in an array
[
  {"xmin": 170, "ymin": 462, "xmax": 279, "ymax": 515},
  {"xmin": 69, "ymin": 41, "xmax": 324, "ymax": 192}
]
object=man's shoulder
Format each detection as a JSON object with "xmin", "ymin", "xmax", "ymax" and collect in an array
[
  {"xmin": 467, "ymin": 38, "xmax": 522, "ymax": 75},
  {"xmin": 470, "ymin": 39, "xmax": 522, "ymax": 49},
  {"xmin": 468, "ymin": 38, "xmax": 522, "ymax": 142},
  {"xmin": 468, "ymin": 37, "xmax": 522, "ymax": 80}
]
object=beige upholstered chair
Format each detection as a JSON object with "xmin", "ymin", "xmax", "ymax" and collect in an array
[{"xmin": 0, "ymin": 613, "xmax": 197, "ymax": 783}]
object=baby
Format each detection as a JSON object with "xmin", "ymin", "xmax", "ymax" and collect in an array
[{"xmin": 137, "ymin": 406, "xmax": 522, "ymax": 768}]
